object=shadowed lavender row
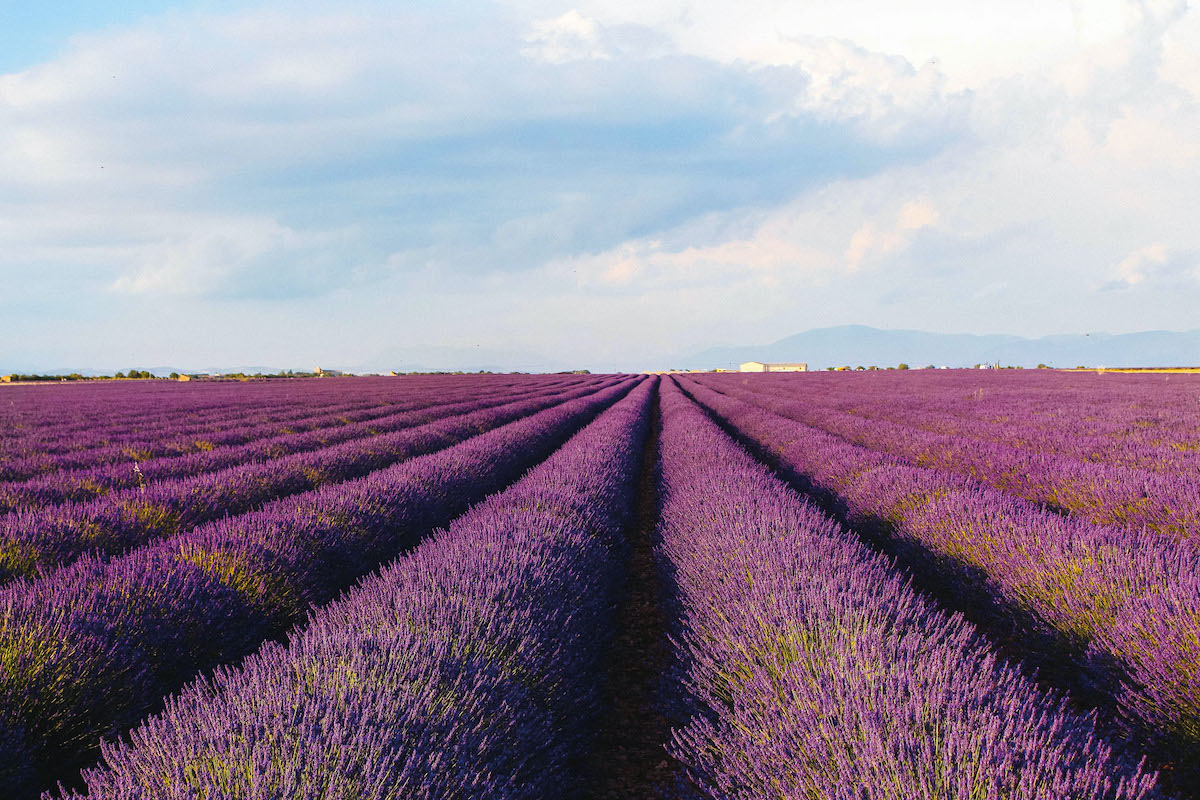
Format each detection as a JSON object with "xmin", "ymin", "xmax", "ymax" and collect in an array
[
  {"xmin": 0, "ymin": 375, "xmax": 566, "ymax": 481},
  {"xmin": 657, "ymin": 378, "xmax": 1163, "ymax": 799},
  {"xmin": 0, "ymin": 378, "xmax": 638, "ymax": 797},
  {"xmin": 0, "ymin": 377, "xmax": 624, "ymax": 584},
  {"xmin": 678, "ymin": 376, "xmax": 1200, "ymax": 790},
  {"xmin": 53, "ymin": 377, "xmax": 654, "ymax": 799},
  {"xmin": 698, "ymin": 374, "xmax": 1200, "ymax": 536},
  {"xmin": 0, "ymin": 375, "xmax": 592, "ymax": 512}
]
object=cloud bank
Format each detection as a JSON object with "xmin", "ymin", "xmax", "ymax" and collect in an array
[{"xmin": 1, "ymin": 1, "xmax": 1197, "ymax": 371}]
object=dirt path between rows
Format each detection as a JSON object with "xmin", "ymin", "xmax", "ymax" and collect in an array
[{"xmin": 582, "ymin": 392, "xmax": 681, "ymax": 799}]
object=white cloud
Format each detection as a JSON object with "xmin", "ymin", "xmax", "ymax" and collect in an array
[
  {"xmin": 522, "ymin": 10, "xmax": 612, "ymax": 62},
  {"xmin": 1111, "ymin": 243, "xmax": 1169, "ymax": 286},
  {"xmin": 543, "ymin": 189, "xmax": 943, "ymax": 294},
  {"xmin": 502, "ymin": 0, "xmax": 1080, "ymax": 88},
  {"xmin": 845, "ymin": 199, "xmax": 939, "ymax": 272},
  {"xmin": 768, "ymin": 37, "xmax": 965, "ymax": 142},
  {"xmin": 108, "ymin": 218, "xmax": 351, "ymax": 298}
]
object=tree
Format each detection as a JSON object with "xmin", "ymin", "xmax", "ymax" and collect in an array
[
  {"xmin": 898, "ymin": 363, "xmax": 909, "ymax": 370},
  {"xmin": 1037, "ymin": 363, "xmax": 1049, "ymax": 369},
  {"xmin": 169, "ymin": 372, "xmax": 180, "ymax": 380}
]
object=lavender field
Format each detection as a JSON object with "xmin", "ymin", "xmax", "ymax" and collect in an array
[{"xmin": 1, "ymin": 372, "xmax": 1197, "ymax": 798}]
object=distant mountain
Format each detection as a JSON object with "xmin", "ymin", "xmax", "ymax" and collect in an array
[
  {"xmin": 684, "ymin": 325, "xmax": 1200, "ymax": 370},
  {"xmin": 9, "ymin": 327, "xmax": 1199, "ymax": 377}
]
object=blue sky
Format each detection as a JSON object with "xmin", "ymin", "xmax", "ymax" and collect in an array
[
  {"xmin": 2, "ymin": 0, "xmax": 1198, "ymax": 372},
  {"xmin": 0, "ymin": 1, "xmax": 249, "ymax": 71}
]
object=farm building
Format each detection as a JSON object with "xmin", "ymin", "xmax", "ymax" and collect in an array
[{"xmin": 740, "ymin": 361, "xmax": 808, "ymax": 373}]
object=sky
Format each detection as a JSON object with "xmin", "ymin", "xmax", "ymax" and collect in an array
[{"xmin": 1, "ymin": 0, "xmax": 1197, "ymax": 372}]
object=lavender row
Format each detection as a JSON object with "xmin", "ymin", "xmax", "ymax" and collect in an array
[
  {"xmin": 0, "ymin": 375, "xmax": 590, "ymax": 512},
  {"xmin": 0, "ymin": 385, "xmax": 405, "ymax": 476},
  {"xmin": 722, "ymin": 371, "xmax": 1200, "ymax": 472},
  {"xmin": 0, "ymin": 389, "xmax": 415, "ymax": 479},
  {"xmin": 678, "ymin": 376, "xmax": 1200, "ymax": 790},
  {"xmin": 54, "ymin": 377, "xmax": 654, "ymax": 799},
  {"xmin": 0, "ymin": 378, "xmax": 638, "ymax": 797},
  {"xmin": 708, "ymin": 371, "xmax": 1196, "ymax": 469},
  {"xmin": 698, "ymin": 375, "xmax": 1200, "ymax": 536},
  {"xmin": 657, "ymin": 379, "xmax": 1162, "ymax": 799},
  {"xmin": 0, "ymin": 372, "xmax": 514, "ymax": 443},
  {"xmin": 0, "ymin": 376, "xmax": 565, "ymax": 481},
  {"xmin": 0, "ymin": 378, "xmax": 624, "ymax": 584},
  {"xmin": 0, "ymin": 380, "xmax": 315, "ymax": 439},
  {"xmin": 0, "ymin": 374, "xmax": 570, "ymax": 477},
  {"xmin": 0, "ymin": 379, "xmax": 392, "ymax": 455}
]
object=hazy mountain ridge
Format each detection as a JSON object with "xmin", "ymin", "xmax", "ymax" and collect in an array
[
  {"xmin": 8, "ymin": 327, "xmax": 1200, "ymax": 376},
  {"xmin": 684, "ymin": 325, "xmax": 1200, "ymax": 370}
]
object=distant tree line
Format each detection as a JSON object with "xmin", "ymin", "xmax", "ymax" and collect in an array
[
  {"xmin": 3, "ymin": 374, "xmax": 92, "ymax": 382},
  {"xmin": 3, "ymin": 371, "xmax": 161, "ymax": 381},
  {"xmin": 819, "ymin": 363, "xmax": 1040, "ymax": 372}
]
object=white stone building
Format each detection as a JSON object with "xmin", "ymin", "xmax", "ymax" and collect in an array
[{"xmin": 739, "ymin": 361, "xmax": 808, "ymax": 373}]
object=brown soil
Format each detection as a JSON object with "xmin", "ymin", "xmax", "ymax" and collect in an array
[{"xmin": 582, "ymin": 392, "xmax": 680, "ymax": 799}]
